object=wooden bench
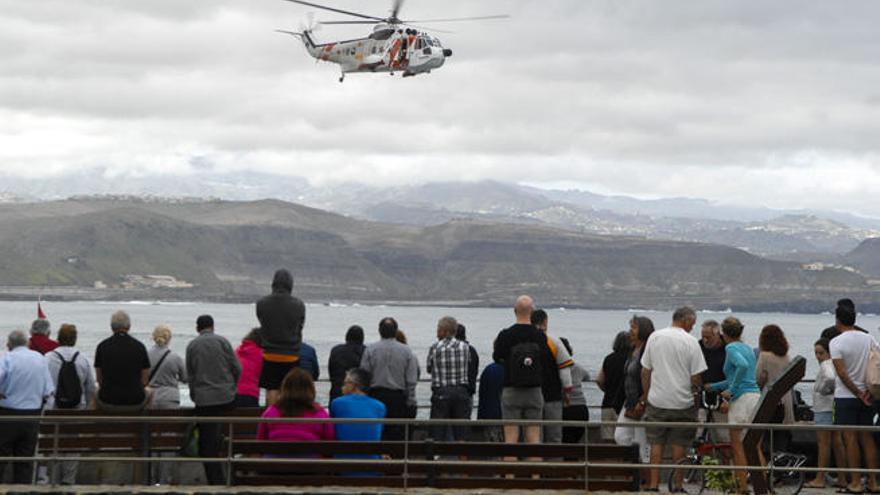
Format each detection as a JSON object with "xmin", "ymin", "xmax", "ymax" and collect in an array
[
  {"xmin": 38, "ymin": 408, "xmax": 264, "ymax": 454},
  {"xmin": 231, "ymin": 440, "xmax": 641, "ymax": 491},
  {"xmin": 36, "ymin": 411, "xmax": 640, "ymax": 490}
]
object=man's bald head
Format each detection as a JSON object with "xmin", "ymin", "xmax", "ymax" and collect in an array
[{"xmin": 514, "ymin": 295, "xmax": 535, "ymax": 323}]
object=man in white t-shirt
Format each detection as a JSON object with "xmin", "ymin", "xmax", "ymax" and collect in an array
[
  {"xmin": 639, "ymin": 306, "xmax": 707, "ymax": 491},
  {"xmin": 830, "ymin": 305, "xmax": 880, "ymax": 493}
]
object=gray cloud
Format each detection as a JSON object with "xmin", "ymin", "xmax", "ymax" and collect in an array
[{"xmin": 1, "ymin": 0, "xmax": 879, "ymax": 215}]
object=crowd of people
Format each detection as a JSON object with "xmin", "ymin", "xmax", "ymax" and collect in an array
[
  {"xmin": 0, "ymin": 267, "xmax": 877, "ymax": 490},
  {"xmin": 598, "ymin": 298, "xmax": 880, "ymax": 493}
]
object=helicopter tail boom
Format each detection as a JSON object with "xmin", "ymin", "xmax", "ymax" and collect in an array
[{"xmin": 276, "ymin": 29, "xmax": 321, "ymax": 57}]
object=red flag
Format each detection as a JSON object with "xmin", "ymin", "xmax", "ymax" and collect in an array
[{"xmin": 37, "ymin": 300, "xmax": 46, "ymax": 319}]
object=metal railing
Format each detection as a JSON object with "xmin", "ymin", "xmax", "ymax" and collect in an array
[
  {"xmin": 2, "ymin": 414, "xmax": 878, "ymax": 492},
  {"xmin": 307, "ymin": 377, "xmax": 818, "ymax": 411}
]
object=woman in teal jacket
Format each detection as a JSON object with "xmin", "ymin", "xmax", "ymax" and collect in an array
[{"xmin": 705, "ymin": 316, "xmax": 762, "ymax": 493}]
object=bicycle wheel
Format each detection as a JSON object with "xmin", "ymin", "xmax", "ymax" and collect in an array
[
  {"xmin": 768, "ymin": 454, "xmax": 805, "ymax": 495},
  {"xmin": 668, "ymin": 456, "xmax": 705, "ymax": 495}
]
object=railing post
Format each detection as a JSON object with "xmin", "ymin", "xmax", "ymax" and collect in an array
[
  {"xmin": 583, "ymin": 419, "xmax": 590, "ymax": 493},
  {"xmin": 769, "ymin": 422, "xmax": 775, "ymax": 490},
  {"xmin": 226, "ymin": 420, "xmax": 234, "ymax": 487},
  {"xmin": 50, "ymin": 421, "xmax": 60, "ymax": 487},
  {"xmin": 404, "ymin": 420, "xmax": 410, "ymax": 492},
  {"xmin": 140, "ymin": 420, "xmax": 150, "ymax": 485}
]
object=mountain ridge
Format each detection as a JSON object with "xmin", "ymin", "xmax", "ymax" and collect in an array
[{"xmin": 0, "ymin": 197, "xmax": 877, "ymax": 312}]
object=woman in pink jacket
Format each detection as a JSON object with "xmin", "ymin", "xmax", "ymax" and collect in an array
[
  {"xmin": 257, "ymin": 368, "xmax": 335, "ymax": 444},
  {"xmin": 235, "ymin": 328, "xmax": 263, "ymax": 407}
]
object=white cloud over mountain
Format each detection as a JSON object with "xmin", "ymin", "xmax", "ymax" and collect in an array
[{"xmin": 1, "ymin": 0, "xmax": 879, "ymax": 214}]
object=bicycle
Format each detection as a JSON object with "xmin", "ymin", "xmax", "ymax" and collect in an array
[
  {"xmin": 668, "ymin": 392, "xmax": 731, "ymax": 494},
  {"xmin": 765, "ymin": 450, "xmax": 807, "ymax": 495},
  {"xmin": 669, "ymin": 392, "xmax": 806, "ymax": 495}
]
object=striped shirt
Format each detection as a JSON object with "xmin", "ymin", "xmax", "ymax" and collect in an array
[{"xmin": 426, "ymin": 337, "xmax": 470, "ymax": 389}]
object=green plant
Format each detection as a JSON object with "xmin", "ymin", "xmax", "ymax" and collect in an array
[{"xmin": 701, "ymin": 455, "xmax": 740, "ymax": 493}]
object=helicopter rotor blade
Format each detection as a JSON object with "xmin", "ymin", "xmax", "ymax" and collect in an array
[
  {"xmin": 280, "ymin": 0, "xmax": 385, "ymax": 21},
  {"xmin": 406, "ymin": 24, "xmax": 454, "ymax": 34},
  {"xmin": 319, "ymin": 20, "xmax": 381, "ymax": 25},
  {"xmin": 391, "ymin": 0, "xmax": 405, "ymax": 21},
  {"xmin": 402, "ymin": 14, "xmax": 510, "ymax": 23}
]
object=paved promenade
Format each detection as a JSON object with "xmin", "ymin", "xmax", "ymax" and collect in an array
[{"xmin": 0, "ymin": 486, "xmax": 849, "ymax": 495}]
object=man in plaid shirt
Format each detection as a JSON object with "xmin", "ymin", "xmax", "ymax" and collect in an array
[{"xmin": 427, "ymin": 316, "xmax": 471, "ymax": 441}]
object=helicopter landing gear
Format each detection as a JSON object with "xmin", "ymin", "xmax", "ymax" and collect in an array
[{"xmin": 339, "ymin": 73, "xmax": 345, "ymax": 83}]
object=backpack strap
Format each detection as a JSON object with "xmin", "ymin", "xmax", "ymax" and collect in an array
[
  {"xmin": 53, "ymin": 350, "xmax": 73, "ymax": 364},
  {"xmin": 546, "ymin": 336, "xmax": 557, "ymax": 359},
  {"xmin": 148, "ymin": 350, "xmax": 171, "ymax": 384}
]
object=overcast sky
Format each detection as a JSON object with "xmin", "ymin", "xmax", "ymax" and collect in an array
[{"xmin": 2, "ymin": 0, "xmax": 880, "ymax": 215}]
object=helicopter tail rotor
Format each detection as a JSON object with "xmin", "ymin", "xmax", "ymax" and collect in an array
[{"xmin": 299, "ymin": 11, "xmax": 322, "ymax": 33}]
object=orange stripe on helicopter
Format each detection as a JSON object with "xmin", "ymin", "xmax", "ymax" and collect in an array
[
  {"xmin": 389, "ymin": 39, "xmax": 401, "ymax": 69},
  {"xmin": 321, "ymin": 43, "xmax": 335, "ymax": 61}
]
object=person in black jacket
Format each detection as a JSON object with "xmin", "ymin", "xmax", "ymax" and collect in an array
[
  {"xmin": 455, "ymin": 324, "xmax": 479, "ymax": 402},
  {"xmin": 328, "ymin": 325, "xmax": 366, "ymax": 402},
  {"xmin": 596, "ymin": 331, "xmax": 630, "ymax": 441},
  {"xmin": 493, "ymin": 295, "xmax": 554, "ymax": 448},
  {"xmin": 256, "ymin": 269, "xmax": 306, "ymax": 405}
]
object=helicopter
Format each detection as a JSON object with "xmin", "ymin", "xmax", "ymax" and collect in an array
[{"xmin": 277, "ymin": 0, "xmax": 508, "ymax": 82}]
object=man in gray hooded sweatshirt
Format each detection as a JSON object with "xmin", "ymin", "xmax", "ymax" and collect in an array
[{"xmin": 256, "ymin": 268, "xmax": 306, "ymax": 405}]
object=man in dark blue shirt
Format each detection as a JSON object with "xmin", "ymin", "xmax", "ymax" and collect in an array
[
  {"xmin": 477, "ymin": 361, "xmax": 505, "ymax": 442},
  {"xmin": 299, "ymin": 342, "xmax": 320, "ymax": 380}
]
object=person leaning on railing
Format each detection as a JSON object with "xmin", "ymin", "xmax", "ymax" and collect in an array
[
  {"xmin": 94, "ymin": 311, "xmax": 151, "ymax": 412},
  {"xmin": 234, "ymin": 328, "xmax": 263, "ymax": 408},
  {"xmin": 46, "ymin": 324, "xmax": 96, "ymax": 485},
  {"xmin": 186, "ymin": 314, "xmax": 241, "ymax": 485},
  {"xmin": 426, "ymin": 316, "xmax": 471, "ymax": 442},
  {"xmin": 147, "ymin": 325, "xmax": 186, "ymax": 410},
  {"xmin": 360, "ymin": 317, "xmax": 419, "ymax": 442},
  {"xmin": 256, "ymin": 268, "xmax": 306, "ymax": 407},
  {"xmin": 0, "ymin": 330, "xmax": 55, "ymax": 484},
  {"xmin": 328, "ymin": 326, "xmax": 365, "ymax": 403}
]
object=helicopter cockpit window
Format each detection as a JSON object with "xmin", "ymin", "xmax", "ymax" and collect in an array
[
  {"xmin": 415, "ymin": 39, "xmax": 423, "ymax": 50},
  {"xmin": 369, "ymin": 29, "xmax": 394, "ymax": 41}
]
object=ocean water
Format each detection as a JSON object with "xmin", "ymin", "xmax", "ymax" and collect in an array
[{"xmin": 2, "ymin": 300, "xmax": 878, "ymax": 411}]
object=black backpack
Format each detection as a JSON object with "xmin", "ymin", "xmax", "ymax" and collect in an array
[
  {"xmin": 508, "ymin": 341, "xmax": 544, "ymax": 388},
  {"xmin": 53, "ymin": 351, "xmax": 82, "ymax": 409}
]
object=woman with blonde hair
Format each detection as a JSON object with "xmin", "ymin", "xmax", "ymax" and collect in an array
[
  {"xmin": 147, "ymin": 325, "xmax": 187, "ymax": 409},
  {"xmin": 147, "ymin": 325, "xmax": 188, "ymax": 485}
]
